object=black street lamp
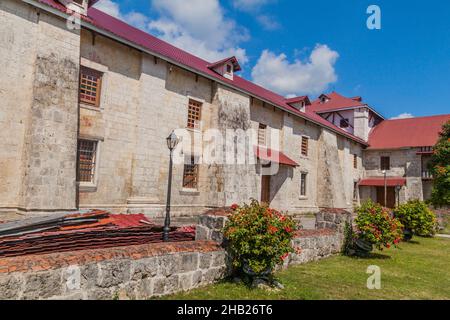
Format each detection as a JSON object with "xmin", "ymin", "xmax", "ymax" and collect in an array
[{"xmin": 163, "ymin": 131, "xmax": 180, "ymax": 242}]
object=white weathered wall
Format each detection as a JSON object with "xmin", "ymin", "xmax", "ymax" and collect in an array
[{"xmin": 0, "ymin": 0, "xmax": 80, "ymax": 218}]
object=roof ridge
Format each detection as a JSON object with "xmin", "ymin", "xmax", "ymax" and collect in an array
[{"xmin": 386, "ymin": 114, "xmax": 450, "ymax": 122}]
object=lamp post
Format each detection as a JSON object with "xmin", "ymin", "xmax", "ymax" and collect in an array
[
  {"xmin": 382, "ymin": 170, "xmax": 387, "ymax": 207},
  {"xmin": 163, "ymin": 131, "xmax": 180, "ymax": 242}
]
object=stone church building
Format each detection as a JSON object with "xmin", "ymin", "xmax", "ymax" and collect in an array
[{"xmin": 1, "ymin": 0, "xmax": 449, "ymax": 221}]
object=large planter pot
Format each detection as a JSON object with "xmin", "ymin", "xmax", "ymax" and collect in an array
[
  {"xmin": 242, "ymin": 261, "xmax": 272, "ymax": 279},
  {"xmin": 354, "ymin": 238, "xmax": 373, "ymax": 257},
  {"xmin": 403, "ymin": 228, "xmax": 413, "ymax": 242}
]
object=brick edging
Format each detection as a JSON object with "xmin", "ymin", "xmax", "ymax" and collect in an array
[{"xmin": 0, "ymin": 241, "xmax": 221, "ymax": 274}]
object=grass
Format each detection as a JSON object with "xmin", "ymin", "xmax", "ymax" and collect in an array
[{"xmin": 163, "ymin": 237, "xmax": 450, "ymax": 300}]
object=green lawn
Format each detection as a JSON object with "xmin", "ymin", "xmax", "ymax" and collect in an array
[{"xmin": 164, "ymin": 237, "xmax": 450, "ymax": 300}]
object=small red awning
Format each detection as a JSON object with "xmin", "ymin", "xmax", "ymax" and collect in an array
[
  {"xmin": 359, "ymin": 177, "xmax": 407, "ymax": 187},
  {"xmin": 254, "ymin": 146, "xmax": 299, "ymax": 167}
]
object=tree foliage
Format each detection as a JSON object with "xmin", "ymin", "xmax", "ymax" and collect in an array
[{"xmin": 428, "ymin": 121, "xmax": 450, "ymax": 206}]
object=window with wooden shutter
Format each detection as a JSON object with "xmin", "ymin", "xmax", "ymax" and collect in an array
[
  {"xmin": 187, "ymin": 99, "xmax": 202, "ymax": 130},
  {"xmin": 79, "ymin": 66, "xmax": 102, "ymax": 107},
  {"xmin": 183, "ymin": 156, "xmax": 199, "ymax": 189},
  {"xmin": 77, "ymin": 139, "xmax": 98, "ymax": 183},
  {"xmin": 258, "ymin": 124, "xmax": 267, "ymax": 146},
  {"xmin": 301, "ymin": 136, "xmax": 309, "ymax": 156},
  {"xmin": 353, "ymin": 154, "xmax": 358, "ymax": 169},
  {"xmin": 300, "ymin": 173, "xmax": 307, "ymax": 196},
  {"xmin": 381, "ymin": 156, "xmax": 391, "ymax": 171}
]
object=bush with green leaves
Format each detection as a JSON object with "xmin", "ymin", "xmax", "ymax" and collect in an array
[
  {"xmin": 354, "ymin": 200, "xmax": 403, "ymax": 250},
  {"xmin": 393, "ymin": 200, "xmax": 438, "ymax": 237},
  {"xmin": 223, "ymin": 200, "xmax": 297, "ymax": 275},
  {"xmin": 428, "ymin": 120, "xmax": 450, "ymax": 206}
]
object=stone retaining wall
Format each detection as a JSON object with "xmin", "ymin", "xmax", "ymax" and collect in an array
[
  {"xmin": 196, "ymin": 209, "xmax": 349, "ymax": 269},
  {"xmin": 0, "ymin": 208, "xmax": 351, "ymax": 300},
  {"xmin": 0, "ymin": 241, "xmax": 229, "ymax": 300},
  {"xmin": 287, "ymin": 230, "xmax": 343, "ymax": 266},
  {"xmin": 315, "ymin": 208, "xmax": 353, "ymax": 233}
]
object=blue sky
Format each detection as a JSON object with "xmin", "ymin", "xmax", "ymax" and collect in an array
[{"xmin": 95, "ymin": 0, "xmax": 450, "ymax": 119}]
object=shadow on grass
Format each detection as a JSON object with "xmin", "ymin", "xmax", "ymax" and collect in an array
[{"xmin": 346, "ymin": 253, "xmax": 392, "ymax": 260}]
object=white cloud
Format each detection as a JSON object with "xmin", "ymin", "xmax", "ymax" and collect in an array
[
  {"xmin": 390, "ymin": 113, "xmax": 414, "ymax": 120},
  {"xmin": 148, "ymin": 0, "xmax": 249, "ymax": 64},
  {"xmin": 251, "ymin": 44, "xmax": 339, "ymax": 96},
  {"xmin": 94, "ymin": 0, "xmax": 148, "ymax": 30},
  {"xmin": 95, "ymin": 0, "xmax": 249, "ymax": 64},
  {"xmin": 257, "ymin": 15, "xmax": 281, "ymax": 30},
  {"xmin": 94, "ymin": 0, "xmax": 120, "ymax": 18},
  {"xmin": 232, "ymin": 0, "xmax": 271, "ymax": 11}
]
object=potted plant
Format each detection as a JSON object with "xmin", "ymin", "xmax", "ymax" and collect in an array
[
  {"xmin": 353, "ymin": 200, "xmax": 403, "ymax": 257},
  {"xmin": 223, "ymin": 200, "xmax": 297, "ymax": 288},
  {"xmin": 393, "ymin": 200, "xmax": 438, "ymax": 240}
]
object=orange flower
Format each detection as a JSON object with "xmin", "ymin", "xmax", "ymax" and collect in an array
[{"xmin": 268, "ymin": 225, "xmax": 279, "ymax": 234}]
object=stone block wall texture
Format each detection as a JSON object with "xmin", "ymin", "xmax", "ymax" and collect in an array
[
  {"xmin": 287, "ymin": 230, "xmax": 342, "ymax": 266},
  {"xmin": 0, "ymin": 0, "xmax": 80, "ymax": 214},
  {"xmin": 315, "ymin": 208, "xmax": 353, "ymax": 233},
  {"xmin": 363, "ymin": 148, "xmax": 427, "ymax": 203},
  {"xmin": 0, "ymin": 241, "xmax": 229, "ymax": 300},
  {"xmin": 0, "ymin": 209, "xmax": 348, "ymax": 300}
]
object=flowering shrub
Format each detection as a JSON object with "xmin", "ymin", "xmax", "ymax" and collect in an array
[
  {"xmin": 223, "ymin": 200, "xmax": 297, "ymax": 275},
  {"xmin": 393, "ymin": 200, "xmax": 438, "ymax": 237},
  {"xmin": 354, "ymin": 200, "xmax": 403, "ymax": 250}
]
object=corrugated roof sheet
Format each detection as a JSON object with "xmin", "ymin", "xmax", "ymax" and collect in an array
[
  {"xmin": 359, "ymin": 177, "xmax": 407, "ymax": 187},
  {"xmin": 255, "ymin": 146, "xmax": 299, "ymax": 167},
  {"xmin": 368, "ymin": 114, "xmax": 450, "ymax": 150},
  {"xmin": 309, "ymin": 92, "xmax": 365, "ymax": 113}
]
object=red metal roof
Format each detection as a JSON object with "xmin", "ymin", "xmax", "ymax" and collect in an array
[
  {"xmin": 368, "ymin": 114, "xmax": 450, "ymax": 150},
  {"xmin": 255, "ymin": 146, "xmax": 299, "ymax": 167},
  {"xmin": 285, "ymin": 96, "xmax": 311, "ymax": 105},
  {"xmin": 359, "ymin": 177, "xmax": 407, "ymax": 187},
  {"xmin": 309, "ymin": 92, "xmax": 365, "ymax": 113},
  {"xmin": 33, "ymin": 0, "xmax": 369, "ymax": 146},
  {"xmin": 207, "ymin": 56, "xmax": 242, "ymax": 72}
]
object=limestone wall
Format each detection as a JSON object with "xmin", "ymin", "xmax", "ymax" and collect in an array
[
  {"xmin": 1, "ymin": 1, "xmax": 368, "ymax": 219},
  {"xmin": 316, "ymin": 129, "xmax": 364, "ymax": 210},
  {"xmin": 0, "ymin": 0, "xmax": 80, "ymax": 217},
  {"xmin": 0, "ymin": 241, "xmax": 229, "ymax": 300},
  {"xmin": 363, "ymin": 148, "xmax": 425, "ymax": 202},
  {"xmin": 78, "ymin": 31, "xmax": 217, "ymax": 217}
]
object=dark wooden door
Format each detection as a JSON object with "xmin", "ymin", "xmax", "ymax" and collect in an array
[
  {"xmin": 261, "ymin": 176, "xmax": 271, "ymax": 204},
  {"xmin": 376, "ymin": 187, "xmax": 396, "ymax": 208}
]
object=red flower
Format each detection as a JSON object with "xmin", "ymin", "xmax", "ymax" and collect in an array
[
  {"xmin": 386, "ymin": 244, "xmax": 391, "ymax": 249},
  {"xmin": 268, "ymin": 225, "xmax": 279, "ymax": 234},
  {"xmin": 231, "ymin": 204, "xmax": 239, "ymax": 211},
  {"xmin": 284, "ymin": 227, "xmax": 293, "ymax": 233},
  {"xmin": 281, "ymin": 253, "xmax": 289, "ymax": 261}
]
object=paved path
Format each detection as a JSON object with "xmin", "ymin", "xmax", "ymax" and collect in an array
[{"xmin": 436, "ymin": 234, "xmax": 450, "ymax": 239}]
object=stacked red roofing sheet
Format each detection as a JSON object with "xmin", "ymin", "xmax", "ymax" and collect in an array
[{"xmin": 0, "ymin": 211, "xmax": 195, "ymax": 258}]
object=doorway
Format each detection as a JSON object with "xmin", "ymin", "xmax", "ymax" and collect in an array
[
  {"xmin": 376, "ymin": 187, "xmax": 396, "ymax": 208},
  {"xmin": 261, "ymin": 175, "xmax": 271, "ymax": 204}
]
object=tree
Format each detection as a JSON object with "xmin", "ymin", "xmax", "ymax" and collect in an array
[{"xmin": 428, "ymin": 120, "xmax": 450, "ymax": 206}]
